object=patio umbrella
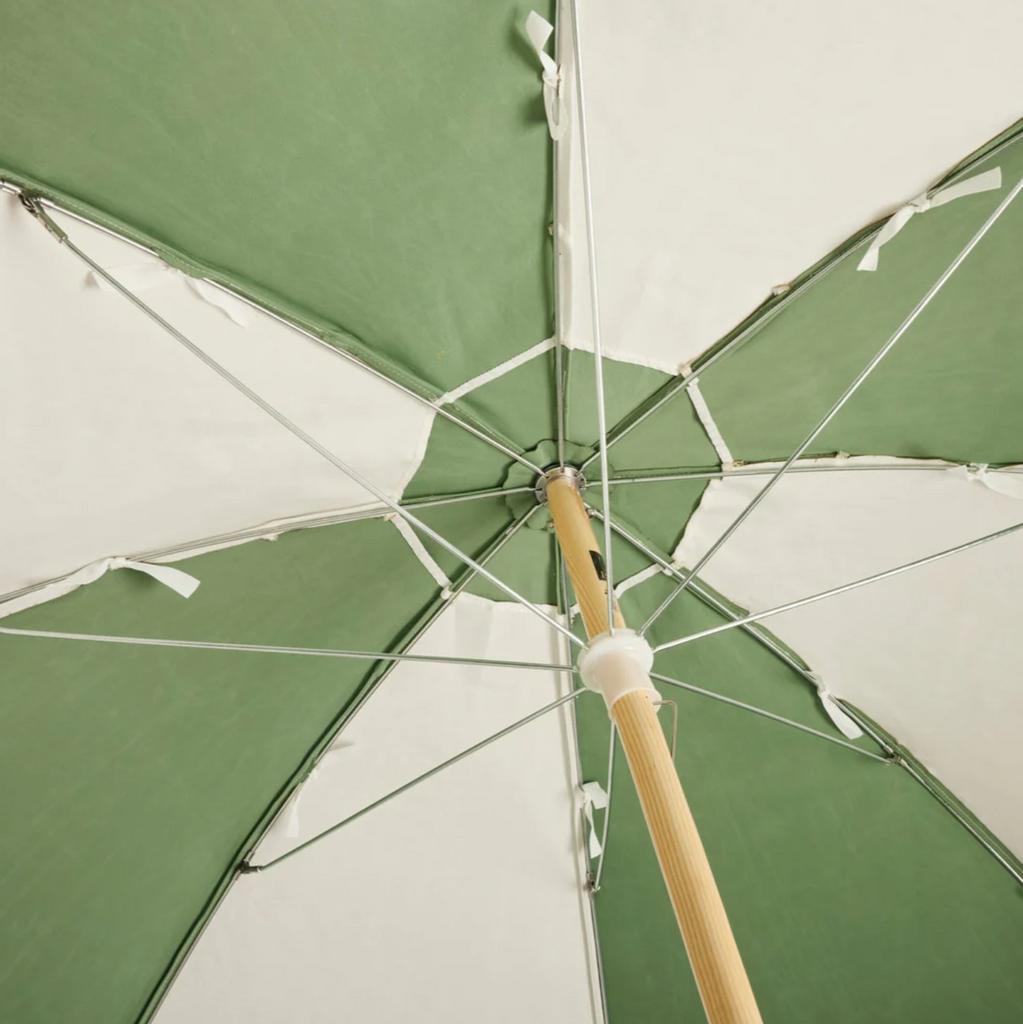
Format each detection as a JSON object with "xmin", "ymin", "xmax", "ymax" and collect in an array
[{"xmin": 2, "ymin": 1, "xmax": 1023, "ymax": 1022}]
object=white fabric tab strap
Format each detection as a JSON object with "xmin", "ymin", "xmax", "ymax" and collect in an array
[
  {"xmin": 809, "ymin": 673, "xmax": 863, "ymax": 740},
  {"xmin": 681, "ymin": 364, "xmax": 734, "ymax": 466},
  {"xmin": 579, "ymin": 781, "xmax": 609, "ymax": 859},
  {"xmin": 525, "ymin": 12, "xmax": 567, "ymax": 141},
  {"xmin": 284, "ymin": 767, "xmax": 320, "ymax": 838},
  {"xmin": 0, "ymin": 556, "xmax": 200, "ymax": 620},
  {"xmin": 109, "ymin": 557, "xmax": 201, "ymax": 598},
  {"xmin": 87, "ymin": 263, "xmax": 251, "ymax": 326},
  {"xmin": 857, "ymin": 167, "xmax": 1002, "ymax": 272},
  {"xmin": 388, "ymin": 516, "xmax": 454, "ymax": 599},
  {"xmin": 183, "ymin": 278, "xmax": 252, "ymax": 327},
  {"xmin": 946, "ymin": 463, "xmax": 1023, "ymax": 500}
]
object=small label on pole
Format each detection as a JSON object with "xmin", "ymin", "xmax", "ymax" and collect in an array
[{"xmin": 589, "ymin": 549, "xmax": 607, "ymax": 581}]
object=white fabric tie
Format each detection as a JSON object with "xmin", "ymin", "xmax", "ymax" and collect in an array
[
  {"xmin": 280, "ymin": 741, "xmax": 353, "ymax": 839},
  {"xmin": 0, "ymin": 556, "xmax": 200, "ymax": 620},
  {"xmin": 525, "ymin": 12, "xmax": 567, "ymax": 141},
  {"xmin": 857, "ymin": 167, "xmax": 1002, "ymax": 272},
  {"xmin": 87, "ymin": 263, "xmax": 252, "ymax": 325},
  {"xmin": 809, "ymin": 673, "xmax": 863, "ymax": 740},
  {"xmin": 105, "ymin": 557, "xmax": 201, "ymax": 598},
  {"xmin": 284, "ymin": 767, "xmax": 320, "ymax": 838},
  {"xmin": 579, "ymin": 781, "xmax": 609, "ymax": 858},
  {"xmin": 947, "ymin": 463, "xmax": 1023, "ymax": 500}
]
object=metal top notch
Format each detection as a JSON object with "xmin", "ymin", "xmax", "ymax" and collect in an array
[{"xmin": 535, "ymin": 464, "xmax": 587, "ymax": 505}]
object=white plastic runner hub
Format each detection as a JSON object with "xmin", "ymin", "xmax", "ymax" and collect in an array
[{"xmin": 578, "ymin": 629, "xmax": 660, "ymax": 709}]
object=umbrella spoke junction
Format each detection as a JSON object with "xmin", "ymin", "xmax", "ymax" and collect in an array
[
  {"xmin": 652, "ymin": 519, "xmax": 1023, "ymax": 654},
  {"xmin": 20, "ymin": 197, "xmax": 583, "ymax": 651},
  {"xmin": 638, "ymin": 172, "xmax": 1023, "ymax": 638},
  {"xmin": 599, "ymin": 509, "xmax": 1023, "ymax": 886},
  {"xmin": 555, "ymin": 512, "xmax": 890, "ymax": 766}
]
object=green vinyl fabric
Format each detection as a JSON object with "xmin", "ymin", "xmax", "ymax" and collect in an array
[
  {"xmin": 0, "ymin": 0, "xmax": 554, "ymax": 394},
  {"xmin": 0, "ymin": 520, "xmax": 442, "ymax": 1024},
  {"xmin": 695, "ymin": 140, "xmax": 1023, "ymax": 468}
]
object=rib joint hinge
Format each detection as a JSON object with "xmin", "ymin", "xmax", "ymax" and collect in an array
[{"xmin": 19, "ymin": 194, "xmax": 68, "ymax": 242}]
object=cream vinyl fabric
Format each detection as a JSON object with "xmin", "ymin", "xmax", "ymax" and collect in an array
[
  {"xmin": 154, "ymin": 595, "xmax": 602, "ymax": 1024},
  {"xmin": 0, "ymin": 192, "xmax": 434, "ymax": 600},
  {"xmin": 671, "ymin": 457, "xmax": 1023, "ymax": 858},
  {"xmin": 556, "ymin": 0, "xmax": 1023, "ymax": 372}
]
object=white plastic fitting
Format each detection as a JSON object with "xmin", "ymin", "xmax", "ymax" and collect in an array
[{"xmin": 578, "ymin": 629, "xmax": 660, "ymax": 709}]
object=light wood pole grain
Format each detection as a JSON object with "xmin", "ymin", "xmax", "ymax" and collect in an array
[{"xmin": 547, "ymin": 471, "xmax": 762, "ymax": 1024}]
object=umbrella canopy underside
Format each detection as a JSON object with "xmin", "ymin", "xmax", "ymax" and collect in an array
[{"xmin": 2, "ymin": 1, "xmax": 1023, "ymax": 1022}]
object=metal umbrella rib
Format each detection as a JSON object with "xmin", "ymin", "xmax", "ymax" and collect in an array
[
  {"xmin": 245, "ymin": 688, "xmax": 589, "ymax": 872},
  {"xmin": 652, "ymin": 519, "xmax": 1023, "ymax": 655},
  {"xmin": 595, "ymin": 508, "xmax": 1023, "ymax": 886},
  {"xmin": 604, "ymin": 462, "xmax": 1023, "ymax": 487},
  {"xmin": 21, "ymin": 198, "xmax": 582, "ymax": 651},
  {"xmin": 639, "ymin": 173, "xmax": 1023, "ymax": 636},
  {"xmin": 4, "ymin": 185, "xmax": 546, "ymax": 480},
  {"xmin": 7, "ymin": 13, "xmax": 1023, "ymax": 1024},
  {"xmin": 570, "ymin": 0, "xmax": 617, "ymax": 633}
]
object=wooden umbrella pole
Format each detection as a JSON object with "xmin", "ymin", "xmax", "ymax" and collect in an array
[{"xmin": 546, "ymin": 472, "xmax": 763, "ymax": 1024}]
